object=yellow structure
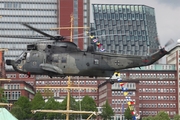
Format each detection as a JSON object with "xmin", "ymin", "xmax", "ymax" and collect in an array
[
  {"xmin": 0, "ymin": 103, "xmax": 12, "ymax": 106},
  {"xmin": 0, "ymin": 48, "xmax": 12, "ymax": 106},
  {"xmin": 0, "ymin": 79, "xmax": 11, "ymax": 82},
  {"xmin": 33, "ymin": 15, "xmax": 98, "ymax": 120}
]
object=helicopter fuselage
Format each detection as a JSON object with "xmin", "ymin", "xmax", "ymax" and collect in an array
[
  {"xmin": 2, "ymin": 23, "xmax": 172, "ymax": 78},
  {"xmin": 6, "ymin": 44, "xmax": 168, "ymax": 78}
]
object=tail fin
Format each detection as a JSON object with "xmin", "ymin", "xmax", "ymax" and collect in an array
[
  {"xmin": 146, "ymin": 48, "xmax": 168, "ymax": 65},
  {"xmin": 145, "ymin": 39, "xmax": 174, "ymax": 65}
]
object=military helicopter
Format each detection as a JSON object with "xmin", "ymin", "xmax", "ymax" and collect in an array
[{"xmin": 5, "ymin": 23, "xmax": 174, "ymax": 78}]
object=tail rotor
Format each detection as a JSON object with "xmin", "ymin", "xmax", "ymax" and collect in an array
[
  {"xmin": 164, "ymin": 39, "xmax": 174, "ymax": 48},
  {"xmin": 155, "ymin": 36, "xmax": 174, "ymax": 49}
]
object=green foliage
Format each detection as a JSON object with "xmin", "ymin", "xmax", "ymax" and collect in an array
[
  {"xmin": 10, "ymin": 105, "xmax": 24, "ymax": 120},
  {"xmin": 60, "ymin": 95, "xmax": 78, "ymax": 110},
  {"xmin": 31, "ymin": 92, "xmax": 45, "ymax": 109},
  {"xmin": 31, "ymin": 92, "xmax": 46, "ymax": 120},
  {"xmin": 142, "ymin": 111, "xmax": 170, "ymax": 120},
  {"xmin": 0, "ymin": 87, "xmax": 8, "ymax": 103},
  {"xmin": 100, "ymin": 100, "xmax": 114, "ymax": 120},
  {"xmin": 44, "ymin": 97, "xmax": 61, "ymax": 119},
  {"xmin": 173, "ymin": 114, "xmax": 180, "ymax": 120},
  {"xmin": 10, "ymin": 96, "xmax": 31, "ymax": 119},
  {"xmin": 154, "ymin": 111, "xmax": 170, "ymax": 120},
  {"xmin": 81, "ymin": 95, "xmax": 98, "ymax": 119},
  {"xmin": 44, "ymin": 88, "xmax": 53, "ymax": 98},
  {"xmin": 124, "ymin": 106, "xmax": 132, "ymax": 120},
  {"xmin": 60, "ymin": 95, "xmax": 78, "ymax": 119},
  {"xmin": 142, "ymin": 116, "xmax": 155, "ymax": 120}
]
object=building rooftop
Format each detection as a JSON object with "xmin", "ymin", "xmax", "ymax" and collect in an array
[
  {"xmin": 0, "ymin": 108, "xmax": 18, "ymax": 120},
  {"xmin": 127, "ymin": 64, "xmax": 176, "ymax": 71}
]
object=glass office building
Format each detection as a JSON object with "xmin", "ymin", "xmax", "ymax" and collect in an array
[
  {"xmin": 0, "ymin": 0, "xmax": 58, "ymax": 70},
  {"xmin": 92, "ymin": 4, "xmax": 159, "ymax": 55}
]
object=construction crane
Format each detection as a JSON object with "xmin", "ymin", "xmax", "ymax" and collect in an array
[{"xmin": 32, "ymin": 14, "xmax": 97, "ymax": 120}]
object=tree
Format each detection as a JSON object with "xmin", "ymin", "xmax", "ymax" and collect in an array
[
  {"xmin": 81, "ymin": 95, "xmax": 98, "ymax": 119},
  {"xmin": 100, "ymin": 100, "xmax": 114, "ymax": 120},
  {"xmin": 154, "ymin": 111, "xmax": 170, "ymax": 120},
  {"xmin": 142, "ymin": 116, "xmax": 155, "ymax": 120},
  {"xmin": 10, "ymin": 96, "xmax": 31, "ymax": 120},
  {"xmin": 60, "ymin": 95, "xmax": 78, "ymax": 119},
  {"xmin": 44, "ymin": 88, "xmax": 53, "ymax": 98},
  {"xmin": 60, "ymin": 95, "xmax": 78, "ymax": 110},
  {"xmin": 44, "ymin": 97, "xmax": 61, "ymax": 119},
  {"xmin": 173, "ymin": 114, "xmax": 180, "ymax": 120},
  {"xmin": 10, "ymin": 105, "xmax": 24, "ymax": 120},
  {"xmin": 0, "ymin": 87, "xmax": 8, "ymax": 103},
  {"xmin": 124, "ymin": 106, "xmax": 132, "ymax": 120},
  {"xmin": 31, "ymin": 92, "xmax": 46, "ymax": 120}
]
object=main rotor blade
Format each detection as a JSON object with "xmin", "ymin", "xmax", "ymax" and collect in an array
[
  {"xmin": 22, "ymin": 23, "xmax": 57, "ymax": 40},
  {"xmin": 0, "ymin": 35, "xmax": 48, "ymax": 39}
]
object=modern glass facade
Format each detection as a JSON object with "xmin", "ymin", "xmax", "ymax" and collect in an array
[
  {"xmin": 0, "ymin": 0, "xmax": 58, "ymax": 70},
  {"xmin": 92, "ymin": 4, "xmax": 159, "ymax": 55}
]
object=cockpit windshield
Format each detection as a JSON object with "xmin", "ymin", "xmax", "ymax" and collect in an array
[
  {"xmin": 21, "ymin": 52, "xmax": 27, "ymax": 60},
  {"xmin": 16, "ymin": 51, "xmax": 30, "ymax": 61}
]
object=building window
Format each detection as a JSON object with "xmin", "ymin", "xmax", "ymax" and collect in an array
[
  {"xmin": 112, "ymin": 91, "xmax": 114, "ymax": 96},
  {"xmin": 112, "ymin": 99, "xmax": 114, "ymax": 104},
  {"xmin": 173, "ymin": 96, "xmax": 176, "ymax": 100},
  {"xmin": 139, "ymin": 89, "xmax": 142, "ymax": 92},
  {"xmin": 118, "ymin": 91, "xmax": 120, "ymax": 96},
  {"xmin": 139, "ymin": 96, "xmax": 142, "ymax": 100}
]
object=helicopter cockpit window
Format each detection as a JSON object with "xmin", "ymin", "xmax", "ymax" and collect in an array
[
  {"xmin": 21, "ymin": 52, "xmax": 27, "ymax": 60},
  {"xmin": 32, "ymin": 53, "xmax": 39, "ymax": 57},
  {"xmin": 26, "ymin": 52, "xmax": 30, "ymax": 59},
  {"xmin": 94, "ymin": 59, "xmax": 99, "ymax": 65},
  {"xmin": 61, "ymin": 57, "xmax": 67, "ymax": 63}
]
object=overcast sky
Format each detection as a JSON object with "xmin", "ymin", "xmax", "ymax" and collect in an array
[{"xmin": 90, "ymin": 0, "xmax": 180, "ymax": 51}]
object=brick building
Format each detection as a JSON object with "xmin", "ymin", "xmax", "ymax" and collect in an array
[
  {"xmin": 58, "ymin": 0, "xmax": 90, "ymax": 50},
  {"xmin": 0, "ymin": 50, "xmax": 35, "ymax": 103},
  {"xmin": 1, "ymin": 80, "xmax": 35, "ymax": 103},
  {"xmin": 35, "ymin": 76, "xmax": 102, "ymax": 104},
  {"xmin": 98, "ymin": 64, "xmax": 177, "ymax": 120},
  {"xmin": 4, "ymin": 64, "xmax": 178, "ymax": 119},
  {"xmin": 166, "ymin": 40, "xmax": 180, "ymax": 114}
]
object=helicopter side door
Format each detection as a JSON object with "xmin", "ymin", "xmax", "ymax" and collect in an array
[
  {"xmin": 23, "ymin": 51, "xmax": 46, "ymax": 73},
  {"xmin": 56, "ymin": 53, "xmax": 80, "ymax": 74}
]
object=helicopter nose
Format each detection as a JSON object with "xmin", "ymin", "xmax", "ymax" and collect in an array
[{"xmin": 6, "ymin": 59, "xmax": 15, "ymax": 66}]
